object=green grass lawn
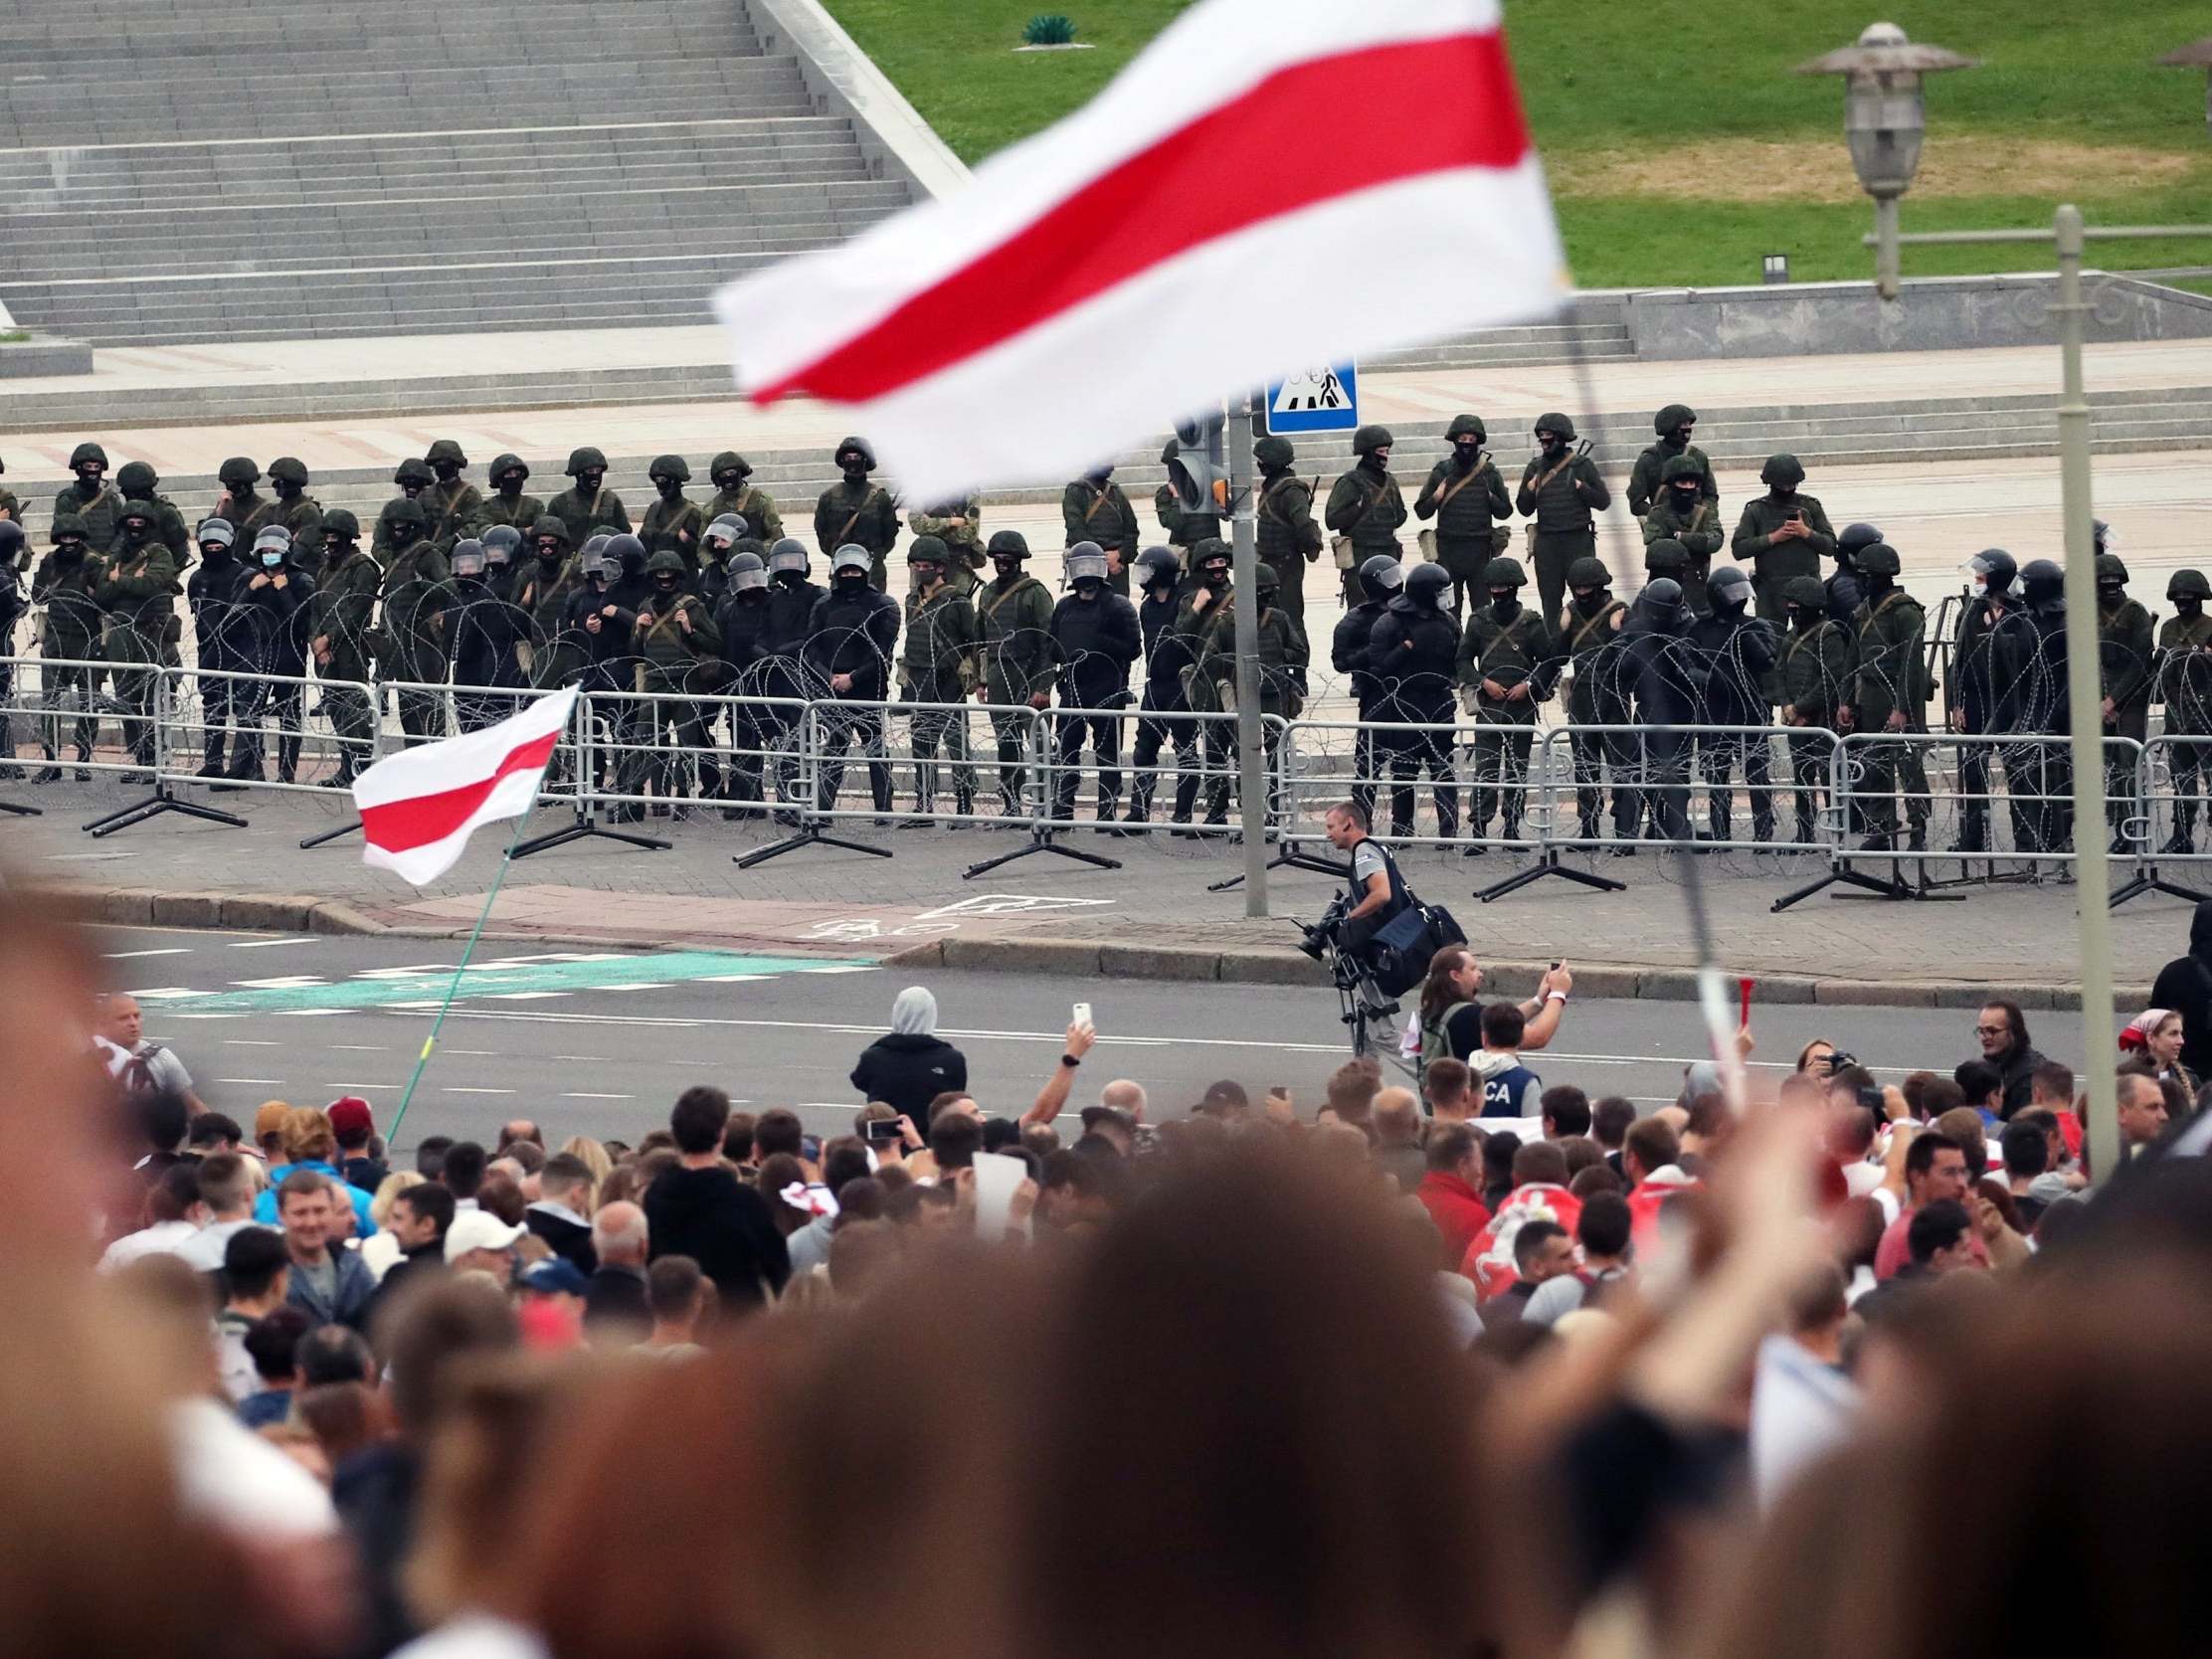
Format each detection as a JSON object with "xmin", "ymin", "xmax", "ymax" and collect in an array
[{"xmin": 820, "ymin": 0, "xmax": 2212, "ymax": 287}]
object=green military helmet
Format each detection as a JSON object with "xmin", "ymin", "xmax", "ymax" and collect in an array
[
  {"xmin": 487, "ymin": 453, "xmax": 528, "ymax": 485},
  {"xmin": 645, "ymin": 548, "xmax": 687, "ymax": 577},
  {"xmin": 1253, "ymin": 435, "xmax": 1294, "ymax": 470},
  {"xmin": 1857, "ymin": 542, "xmax": 1903, "ymax": 577},
  {"xmin": 1644, "ymin": 537, "xmax": 1691, "ymax": 575},
  {"xmin": 2096, "ymin": 552, "xmax": 2129, "ymax": 587},
  {"xmin": 218, "ymin": 457, "xmax": 262, "ymax": 487},
  {"xmin": 1483, "ymin": 555, "xmax": 1526, "ymax": 589},
  {"xmin": 386, "ymin": 497, "xmax": 430, "ymax": 534},
  {"xmin": 529, "ymin": 513, "xmax": 570, "ymax": 547},
  {"xmin": 1534, "ymin": 412, "xmax": 1576, "ymax": 441},
  {"xmin": 69, "ymin": 442, "xmax": 108, "ymax": 469},
  {"xmin": 425, "ymin": 439, "xmax": 468, "ymax": 468},
  {"xmin": 1445, "ymin": 413, "xmax": 1487, "ymax": 443},
  {"xmin": 115, "ymin": 461, "xmax": 159, "ymax": 498},
  {"xmin": 1782, "ymin": 575, "xmax": 1827, "ymax": 612},
  {"xmin": 1654, "ymin": 403, "xmax": 1697, "ymax": 437},
  {"xmin": 987, "ymin": 529, "xmax": 1030, "ymax": 561},
  {"xmin": 834, "ymin": 435, "xmax": 877, "ymax": 470},
  {"xmin": 1760, "ymin": 453, "xmax": 1806, "ymax": 488},
  {"xmin": 268, "ymin": 456, "xmax": 309, "ymax": 486},
  {"xmin": 907, "ymin": 533, "xmax": 950, "ymax": 566},
  {"xmin": 1191, "ymin": 535, "xmax": 1232, "ymax": 568},
  {"xmin": 51, "ymin": 512, "xmax": 89, "ymax": 541},
  {"xmin": 565, "ymin": 446, "xmax": 609, "ymax": 476},
  {"xmin": 1659, "ymin": 454, "xmax": 1704, "ymax": 484},
  {"xmin": 395, "ymin": 458, "xmax": 435, "ymax": 488},
  {"xmin": 711, "ymin": 450, "xmax": 752, "ymax": 482},
  {"xmin": 322, "ymin": 508, "xmax": 361, "ymax": 542},
  {"xmin": 2169, "ymin": 569, "xmax": 2211, "ymax": 603},
  {"xmin": 1567, "ymin": 556, "xmax": 1611, "ymax": 591},
  {"xmin": 648, "ymin": 454, "xmax": 690, "ymax": 484},
  {"xmin": 119, "ymin": 495, "xmax": 156, "ymax": 525},
  {"xmin": 1254, "ymin": 559, "xmax": 1280, "ymax": 594},
  {"xmin": 1352, "ymin": 424, "xmax": 1394, "ymax": 456}
]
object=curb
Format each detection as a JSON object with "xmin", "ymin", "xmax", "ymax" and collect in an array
[{"xmin": 33, "ymin": 882, "xmax": 2149, "ymax": 1011}]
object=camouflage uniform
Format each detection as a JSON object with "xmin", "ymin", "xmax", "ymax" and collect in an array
[
  {"xmin": 2096, "ymin": 554, "xmax": 2155, "ymax": 847},
  {"xmin": 31, "ymin": 519, "xmax": 105, "ymax": 773},
  {"xmin": 1626, "ymin": 403, "xmax": 1717, "ymax": 519},
  {"xmin": 373, "ymin": 460, "xmax": 437, "ymax": 567},
  {"xmin": 266, "ymin": 458, "xmax": 324, "ymax": 579},
  {"xmin": 1845, "ymin": 551, "xmax": 1933, "ymax": 846},
  {"xmin": 96, "ymin": 521, "xmax": 180, "ymax": 769},
  {"xmin": 2155, "ymin": 570, "xmax": 2212, "ymax": 851},
  {"xmin": 1774, "ymin": 575, "xmax": 1852, "ymax": 841},
  {"xmin": 474, "ymin": 455, "xmax": 547, "ymax": 543},
  {"xmin": 1640, "ymin": 456, "xmax": 1726, "ymax": 617},
  {"xmin": 420, "ymin": 440, "xmax": 484, "ymax": 556},
  {"xmin": 1192, "ymin": 561, "xmax": 1306, "ymax": 824},
  {"xmin": 1061, "ymin": 473, "xmax": 1141, "ymax": 597},
  {"xmin": 308, "ymin": 514, "xmax": 380, "ymax": 782},
  {"xmin": 1253, "ymin": 436, "xmax": 1324, "ymax": 629},
  {"xmin": 1325, "ymin": 425, "xmax": 1408, "ymax": 608},
  {"xmin": 814, "ymin": 437, "xmax": 900, "ymax": 592},
  {"xmin": 1515, "ymin": 414, "xmax": 1611, "ymax": 627},
  {"xmin": 641, "ymin": 455, "xmax": 706, "ymax": 570},
  {"xmin": 546, "ymin": 447, "xmax": 633, "ymax": 550},
  {"xmin": 973, "ymin": 533, "xmax": 1056, "ymax": 816},
  {"xmin": 1412, "ymin": 415, "xmax": 1513, "ymax": 616},
  {"xmin": 899, "ymin": 538, "xmax": 980, "ymax": 816},
  {"xmin": 1556, "ymin": 557, "xmax": 1634, "ymax": 840},
  {"xmin": 377, "ymin": 506, "xmax": 455, "ymax": 744},
  {"xmin": 1730, "ymin": 455, "xmax": 1837, "ymax": 622},
  {"xmin": 704, "ymin": 454, "xmax": 785, "ymax": 546},
  {"xmin": 54, "ymin": 443, "xmax": 127, "ymax": 553},
  {"xmin": 908, "ymin": 495, "xmax": 987, "ymax": 593},
  {"xmin": 1453, "ymin": 557, "xmax": 1555, "ymax": 838}
]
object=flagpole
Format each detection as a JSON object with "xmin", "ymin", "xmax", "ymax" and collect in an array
[{"xmin": 386, "ymin": 803, "xmax": 534, "ymax": 1147}]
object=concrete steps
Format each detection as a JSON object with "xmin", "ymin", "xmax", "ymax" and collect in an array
[{"xmin": 9, "ymin": 387, "xmax": 2208, "ymax": 540}]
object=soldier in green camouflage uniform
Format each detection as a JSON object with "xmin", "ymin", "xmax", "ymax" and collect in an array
[
  {"xmin": 475, "ymin": 455, "xmax": 546, "ymax": 544},
  {"xmin": 1192, "ymin": 557, "xmax": 1307, "ymax": 825},
  {"xmin": 631, "ymin": 548, "xmax": 722, "ymax": 812},
  {"xmin": 210, "ymin": 459, "xmax": 283, "ymax": 571},
  {"xmin": 421, "ymin": 440, "xmax": 483, "ymax": 556},
  {"xmin": 1774, "ymin": 575, "xmax": 1852, "ymax": 844},
  {"xmin": 264, "ymin": 458, "xmax": 324, "ymax": 579},
  {"xmin": 377, "ymin": 498, "xmax": 454, "ymax": 745},
  {"xmin": 1558, "ymin": 555, "xmax": 1634, "ymax": 842},
  {"xmin": 814, "ymin": 437, "xmax": 900, "ymax": 593},
  {"xmin": 2096, "ymin": 551, "xmax": 2156, "ymax": 852},
  {"xmin": 55, "ymin": 443, "xmax": 126, "ymax": 554},
  {"xmin": 30, "ymin": 515, "xmax": 104, "ymax": 779},
  {"xmin": 547, "ymin": 447, "xmax": 632, "ymax": 551},
  {"xmin": 705, "ymin": 453, "xmax": 784, "ymax": 545},
  {"xmin": 1253, "ymin": 436, "xmax": 1323, "ymax": 629},
  {"xmin": 1326, "ymin": 424, "xmax": 1407, "ymax": 608},
  {"xmin": 1641, "ymin": 455, "xmax": 1725, "ymax": 614},
  {"xmin": 908, "ymin": 494, "xmax": 986, "ymax": 594},
  {"xmin": 1154, "ymin": 439, "xmax": 1224, "ymax": 569},
  {"xmin": 1454, "ymin": 555, "xmax": 1556, "ymax": 843},
  {"xmin": 373, "ymin": 459, "xmax": 436, "ymax": 566},
  {"xmin": 515, "ymin": 515, "xmax": 586, "ymax": 691},
  {"xmin": 95, "ymin": 513, "xmax": 180, "ymax": 774},
  {"xmin": 2155, "ymin": 569, "xmax": 2212, "ymax": 852},
  {"xmin": 1062, "ymin": 464, "xmax": 1141, "ymax": 597},
  {"xmin": 972, "ymin": 530, "xmax": 1056, "ymax": 818},
  {"xmin": 1841, "ymin": 541, "xmax": 1932, "ymax": 850},
  {"xmin": 307, "ymin": 509, "xmax": 380, "ymax": 785},
  {"xmin": 1730, "ymin": 454, "xmax": 1836, "ymax": 623},
  {"xmin": 899, "ymin": 535, "xmax": 980, "ymax": 819},
  {"xmin": 1413, "ymin": 415, "xmax": 1512, "ymax": 616},
  {"xmin": 1515, "ymin": 414, "xmax": 1610, "ymax": 627},
  {"xmin": 635, "ymin": 455, "xmax": 703, "ymax": 571},
  {"xmin": 113, "ymin": 461, "xmax": 192, "ymax": 565},
  {"xmin": 1626, "ymin": 403, "xmax": 1716, "ymax": 520}
]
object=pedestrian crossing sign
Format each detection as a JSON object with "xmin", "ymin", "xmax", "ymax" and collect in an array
[{"xmin": 1265, "ymin": 362, "xmax": 1359, "ymax": 434}]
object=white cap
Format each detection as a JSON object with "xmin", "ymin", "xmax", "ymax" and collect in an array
[{"xmin": 443, "ymin": 1207, "xmax": 526, "ymax": 1263}]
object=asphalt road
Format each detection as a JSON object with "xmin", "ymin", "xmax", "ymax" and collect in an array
[{"xmin": 88, "ymin": 924, "xmax": 2097, "ymax": 1149}]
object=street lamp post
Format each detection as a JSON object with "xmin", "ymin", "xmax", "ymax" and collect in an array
[
  {"xmin": 1804, "ymin": 23, "xmax": 2212, "ymax": 1184},
  {"xmin": 1797, "ymin": 23, "xmax": 1976, "ymax": 301}
]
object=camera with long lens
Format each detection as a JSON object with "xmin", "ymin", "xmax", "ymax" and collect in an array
[{"xmin": 1294, "ymin": 896, "xmax": 1350, "ymax": 963}]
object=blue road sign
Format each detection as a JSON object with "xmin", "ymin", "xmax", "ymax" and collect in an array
[{"xmin": 1265, "ymin": 362, "xmax": 1359, "ymax": 434}]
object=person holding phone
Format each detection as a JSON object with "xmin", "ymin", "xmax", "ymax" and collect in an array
[
  {"xmin": 1730, "ymin": 454, "xmax": 1837, "ymax": 623},
  {"xmin": 851, "ymin": 986, "xmax": 970, "ymax": 1126}
]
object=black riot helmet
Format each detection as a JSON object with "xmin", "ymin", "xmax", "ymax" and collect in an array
[
  {"xmin": 1966, "ymin": 548, "xmax": 2019, "ymax": 600},
  {"xmin": 1358, "ymin": 554, "xmax": 1403, "ymax": 605},
  {"xmin": 1856, "ymin": 542, "xmax": 1902, "ymax": 581},
  {"xmin": 480, "ymin": 524, "xmax": 521, "ymax": 567},
  {"xmin": 2020, "ymin": 559, "xmax": 2066, "ymax": 611},
  {"xmin": 607, "ymin": 533, "xmax": 647, "ymax": 577},
  {"xmin": 769, "ymin": 537, "xmax": 811, "ymax": 582},
  {"xmin": 1136, "ymin": 545, "xmax": 1181, "ymax": 592},
  {"xmin": 1708, "ymin": 564, "xmax": 1753, "ymax": 616},
  {"xmin": 1837, "ymin": 522, "xmax": 1883, "ymax": 568},
  {"xmin": 1636, "ymin": 577, "xmax": 1687, "ymax": 632},
  {"xmin": 452, "ymin": 539, "xmax": 488, "ymax": 580},
  {"xmin": 1404, "ymin": 562, "xmax": 1452, "ymax": 610}
]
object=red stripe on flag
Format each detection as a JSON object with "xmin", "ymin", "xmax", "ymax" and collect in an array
[
  {"xmin": 360, "ymin": 730, "xmax": 560, "ymax": 855},
  {"xmin": 754, "ymin": 31, "xmax": 1531, "ymax": 405}
]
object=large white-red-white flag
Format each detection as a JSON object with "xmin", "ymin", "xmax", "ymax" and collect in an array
[
  {"xmin": 352, "ymin": 685, "xmax": 577, "ymax": 885},
  {"xmin": 714, "ymin": 0, "xmax": 1563, "ymax": 500}
]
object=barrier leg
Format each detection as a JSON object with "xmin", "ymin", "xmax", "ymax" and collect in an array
[{"xmin": 1475, "ymin": 849, "xmax": 1627, "ymax": 903}]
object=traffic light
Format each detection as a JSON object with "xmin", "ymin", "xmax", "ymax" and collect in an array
[{"xmin": 1165, "ymin": 411, "xmax": 1228, "ymax": 514}]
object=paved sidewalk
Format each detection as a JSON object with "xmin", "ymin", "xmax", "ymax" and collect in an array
[{"xmin": 5, "ymin": 781, "xmax": 2186, "ymax": 1008}]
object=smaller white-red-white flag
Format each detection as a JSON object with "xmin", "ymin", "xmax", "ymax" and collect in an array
[
  {"xmin": 352, "ymin": 686, "xmax": 577, "ymax": 885},
  {"xmin": 715, "ymin": 0, "xmax": 1564, "ymax": 500}
]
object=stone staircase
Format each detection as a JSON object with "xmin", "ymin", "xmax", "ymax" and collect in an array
[{"xmin": 0, "ymin": 0, "xmax": 913, "ymax": 342}]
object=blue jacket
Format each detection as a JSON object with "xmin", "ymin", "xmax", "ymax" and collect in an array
[
  {"xmin": 284, "ymin": 1242, "xmax": 378, "ymax": 1332},
  {"xmin": 253, "ymin": 1160, "xmax": 377, "ymax": 1239}
]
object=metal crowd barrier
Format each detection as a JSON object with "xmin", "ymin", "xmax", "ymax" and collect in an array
[{"xmin": 160, "ymin": 664, "xmax": 382, "ymax": 799}]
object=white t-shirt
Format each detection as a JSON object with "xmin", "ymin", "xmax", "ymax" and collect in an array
[
  {"xmin": 98, "ymin": 1219, "xmax": 202, "ymax": 1272},
  {"xmin": 1749, "ymin": 1334, "xmax": 1860, "ymax": 1509},
  {"xmin": 169, "ymin": 1397, "xmax": 338, "ymax": 1539},
  {"xmin": 175, "ymin": 1218, "xmax": 276, "ymax": 1274},
  {"xmin": 95, "ymin": 1035, "xmax": 194, "ymax": 1094}
]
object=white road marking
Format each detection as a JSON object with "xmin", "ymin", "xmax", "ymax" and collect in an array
[
  {"xmin": 231, "ymin": 976, "xmax": 327, "ymax": 989},
  {"xmin": 444, "ymin": 1086, "xmax": 516, "ymax": 1095},
  {"xmin": 103, "ymin": 948, "xmax": 191, "ymax": 960},
  {"xmin": 329, "ymin": 1044, "xmax": 390, "ymax": 1052},
  {"xmin": 229, "ymin": 937, "xmax": 318, "ymax": 949},
  {"xmin": 280, "ymin": 1010, "xmax": 347, "ymax": 1017},
  {"xmin": 320, "ymin": 1082, "xmax": 399, "ymax": 1091},
  {"xmin": 562, "ymin": 1091, "xmax": 635, "ymax": 1100},
  {"xmin": 223, "ymin": 1039, "xmax": 283, "ymax": 1047},
  {"xmin": 216, "ymin": 1077, "xmax": 285, "ymax": 1085},
  {"xmin": 480, "ymin": 992, "xmax": 566, "ymax": 1001}
]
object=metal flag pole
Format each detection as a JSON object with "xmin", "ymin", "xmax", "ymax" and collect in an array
[
  {"xmin": 1226, "ymin": 389, "xmax": 1269, "ymax": 914},
  {"xmin": 385, "ymin": 804, "xmax": 534, "ymax": 1147}
]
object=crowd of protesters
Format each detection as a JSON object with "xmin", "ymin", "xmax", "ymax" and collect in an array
[{"xmin": 14, "ymin": 871, "xmax": 2212, "ymax": 1659}]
